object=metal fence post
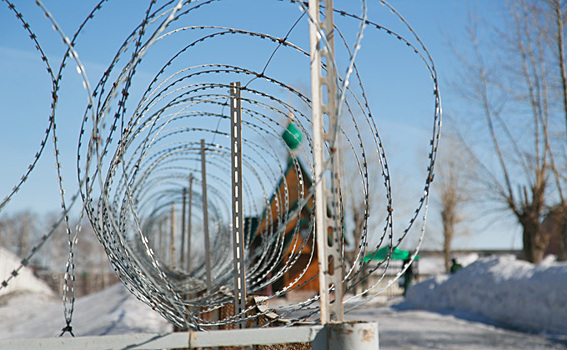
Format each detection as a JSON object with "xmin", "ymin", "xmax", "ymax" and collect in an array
[
  {"xmin": 308, "ymin": 0, "xmax": 344, "ymax": 323},
  {"xmin": 230, "ymin": 81, "xmax": 247, "ymax": 328}
]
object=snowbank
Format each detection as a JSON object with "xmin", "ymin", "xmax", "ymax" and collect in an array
[
  {"xmin": 70, "ymin": 283, "xmax": 173, "ymax": 336},
  {"xmin": 404, "ymin": 255, "xmax": 567, "ymax": 334},
  {"xmin": 0, "ymin": 245, "xmax": 171, "ymax": 339},
  {"xmin": 0, "ymin": 282, "xmax": 172, "ymax": 339},
  {"xmin": 0, "ymin": 246, "xmax": 54, "ymax": 298}
]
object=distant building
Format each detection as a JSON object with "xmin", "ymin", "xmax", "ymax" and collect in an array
[
  {"xmin": 249, "ymin": 120, "xmax": 319, "ymax": 293},
  {"xmin": 251, "ymin": 157, "xmax": 318, "ymax": 293}
]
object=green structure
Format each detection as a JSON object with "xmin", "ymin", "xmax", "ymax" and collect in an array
[
  {"xmin": 282, "ymin": 121, "xmax": 302, "ymax": 151},
  {"xmin": 363, "ymin": 246, "xmax": 419, "ymax": 263}
]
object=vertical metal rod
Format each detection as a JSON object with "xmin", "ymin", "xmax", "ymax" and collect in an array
[
  {"xmin": 230, "ymin": 82, "xmax": 247, "ymax": 328},
  {"xmin": 308, "ymin": 0, "xmax": 344, "ymax": 323},
  {"xmin": 187, "ymin": 174, "xmax": 193, "ymax": 272},
  {"xmin": 170, "ymin": 202, "xmax": 176, "ymax": 268},
  {"xmin": 159, "ymin": 218, "xmax": 165, "ymax": 260},
  {"xmin": 201, "ymin": 139, "xmax": 213, "ymax": 290},
  {"xmin": 181, "ymin": 187, "xmax": 187, "ymax": 267}
]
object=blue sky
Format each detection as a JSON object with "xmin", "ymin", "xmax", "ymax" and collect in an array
[{"xmin": 0, "ymin": 1, "xmax": 521, "ymax": 250}]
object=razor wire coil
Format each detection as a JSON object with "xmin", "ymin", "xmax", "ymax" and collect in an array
[{"xmin": 1, "ymin": 0, "xmax": 440, "ymax": 332}]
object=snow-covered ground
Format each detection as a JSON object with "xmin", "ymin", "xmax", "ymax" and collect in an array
[
  {"xmin": 1, "ymin": 246, "xmax": 566, "ymax": 349},
  {"xmin": 0, "ymin": 246, "xmax": 172, "ymax": 339},
  {"xmin": 0, "ymin": 283, "xmax": 172, "ymax": 339},
  {"xmin": 403, "ymin": 255, "xmax": 567, "ymax": 335},
  {"xmin": 349, "ymin": 306, "xmax": 567, "ymax": 350}
]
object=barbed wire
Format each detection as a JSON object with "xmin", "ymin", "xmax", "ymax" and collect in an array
[{"xmin": 0, "ymin": 0, "xmax": 440, "ymax": 332}]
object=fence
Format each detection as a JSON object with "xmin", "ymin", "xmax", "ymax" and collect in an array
[{"xmin": 0, "ymin": 322, "xmax": 379, "ymax": 350}]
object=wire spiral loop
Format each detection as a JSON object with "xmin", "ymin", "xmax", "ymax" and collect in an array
[{"xmin": 1, "ymin": 0, "xmax": 440, "ymax": 331}]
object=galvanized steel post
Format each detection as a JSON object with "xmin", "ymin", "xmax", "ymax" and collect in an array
[
  {"xmin": 230, "ymin": 81, "xmax": 247, "ymax": 328},
  {"xmin": 308, "ymin": 0, "xmax": 344, "ymax": 323}
]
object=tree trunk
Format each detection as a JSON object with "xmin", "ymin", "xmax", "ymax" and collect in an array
[
  {"xmin": 556, "ymin": 205, "xmax": 567, "ymax": 261},
  {"xmin": 520, "ymin": 213, "xmax": 548, "ymax": 264},
  {"xmin": 558, "ymin": 223, "xmax": 567, "ymax": 261},
  {"xmin": 442, "ymin": 208, "xmax": 455, "ymax": 273}
]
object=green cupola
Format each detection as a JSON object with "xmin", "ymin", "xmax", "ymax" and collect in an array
[{"xmin": 282, "ymin": 114, "xmax": 302, "ymax": 150}]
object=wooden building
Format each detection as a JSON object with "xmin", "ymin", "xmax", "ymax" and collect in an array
[{"xmin": 250, "ymin": 121, "xmax": 319, "ymax": 293}]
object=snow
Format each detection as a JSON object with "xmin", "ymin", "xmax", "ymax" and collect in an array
[
  {"xmin": 349, "ymin": 307, "xmax": 567, "ymax": 350},
  {"xmin": 0, "ymin": 246, "xmax": 54, "ymax": 298},
  {"xmin": 1, "ymin": 246, "xmax": 566, "ymax": 349},
  {"xmin": 0, "ymin": 282, "xmax": 172, "ymax": 339},
  {"xmin": 404, "ymin": 254, "xmax": 567, "ymax": 335},
  {"xmin": 0, "ymin": 246, "xmax": 172, "ymax": 339}
]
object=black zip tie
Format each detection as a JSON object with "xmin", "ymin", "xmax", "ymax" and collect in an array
[{"xmin": 59, "ymin": 325, "xmax": 75, "ymax": 337}]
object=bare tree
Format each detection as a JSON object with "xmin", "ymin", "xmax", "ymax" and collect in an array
[
  {"xmin": 0, "ymin": 211, "xmax": 37, "ymax": 259},
  {"xmin": 43, "ymin": 212, "xmax": 69, "ymax": 272},
  {"xmin": 75, "ymin": 219, "xmax": 114, "ymax": 294},
  {"xmin": 435, "ymin": 130, "xmax": 472, "ymax": 272},
  {"xmin": 545, "ymin": 0, "xmax": 567, "ymax": 260},
  {"xmin": 454, "ymin": 0, "xmax": 567, "ymax": 263},
  {"xmin": 342, "ymin": 151, "xmax": 380, "ymax": 266}
]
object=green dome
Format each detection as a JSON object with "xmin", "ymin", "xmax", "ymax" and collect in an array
[{"xmin": 282, "ymin": 121, "xmax": 302, "ymax": 150}]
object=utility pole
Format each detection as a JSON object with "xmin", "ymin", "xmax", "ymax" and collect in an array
[
  {"xmin": 187, "ymin": 173, "xmax": 193, "ymax": 272},
  {"xmin": 170, "ymin": 202, "xmax": 176, "ymax": 268},
  {"xmin": 180, "ymin": 187, "xmax": 187, "ymax": 267},
  {"xmin": 201, "ymin": 139, "xmax": 213, "ymax": 290},
  {"xmin": 159, "ymin": 217, "xmax": 165, "ymax": 260}
]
